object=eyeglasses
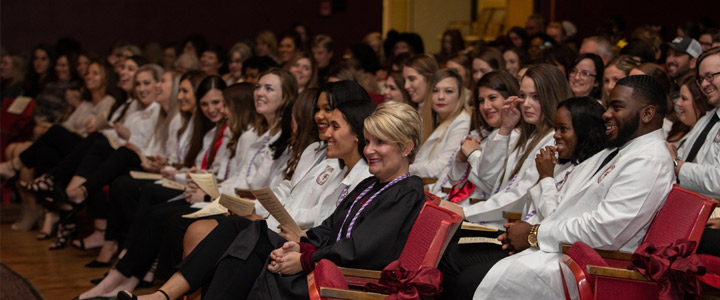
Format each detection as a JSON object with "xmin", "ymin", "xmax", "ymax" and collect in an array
[
  {"xmin": 696, "ymin": 71, "xmax": 720, "ymax": 87},
  {"xmin": 569, "ymin": 69, "xmax": 596, "ymax": 79}
]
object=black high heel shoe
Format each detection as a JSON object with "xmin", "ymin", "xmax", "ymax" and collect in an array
[
  {"xmin": 117, "ymin": 289, "xmax": 169, "ymax": 300},
  {"xmin": 52, "ymin": 185, "xmax": 88, "ymax": 222}
]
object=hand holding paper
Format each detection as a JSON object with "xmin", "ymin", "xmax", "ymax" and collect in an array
[
  {"xmin": 217, "ymin": 193, "xmax": 255, "ymax": 216},
  {"xmin": 188, "ymin": 173, "xmax": 219, "ymax": 199},
  {"xmin": 251, "ymin": 187, "xmax": 302, "ymax": 234}
]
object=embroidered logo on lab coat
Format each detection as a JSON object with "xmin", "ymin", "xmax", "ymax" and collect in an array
[
  {"xmin": 598, "ymin": 165, "xmax": 615, "ymax": 183},
  {"xmin": 714, "ymin": 129, "xmax": 720, "ymax": 143},
  {"xmin": 316, "ymin": 167, "xmax": 335, "ymax": 185}
]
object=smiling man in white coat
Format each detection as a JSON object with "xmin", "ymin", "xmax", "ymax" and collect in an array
[{"xmin": 473, "ymin": 75, "xmax": 675, "ymax": 299}]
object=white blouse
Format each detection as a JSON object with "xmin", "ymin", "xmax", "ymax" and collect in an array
[{"xmin": 62, "ymin": 95, "xmax": 115, "ymax": 137}]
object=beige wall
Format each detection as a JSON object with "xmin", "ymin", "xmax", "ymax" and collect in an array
[
  {"xmin": 383, "ymin": 0, "xmax": 533, "ymax": 53},
  {"xmin": 411, "ymin": 0, "xmax": 472, "ymax": 54}
]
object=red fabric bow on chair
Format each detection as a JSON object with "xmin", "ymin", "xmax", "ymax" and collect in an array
[
  {"xmin": 631, "ymin": 239, "xmax": 706, "ymax": 300},
  {"xmin": 364, "ymin": 260, "xmax": 443, "ymax": 300}
]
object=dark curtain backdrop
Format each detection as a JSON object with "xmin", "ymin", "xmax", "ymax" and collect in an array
[
  {"xmin": 1, "ymin": 0, "xmax": 382, "ymax": 56},
  {"xmin": 539, "ymin": 0, "xmax": 720, "ymax": 41}
]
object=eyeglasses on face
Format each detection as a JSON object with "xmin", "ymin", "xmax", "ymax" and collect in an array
[
  {"xmin": 569, "ymin": 69, "xmax": 596, "ymax": 79},
  {"xmin": 696, "ymin": 71, "xmax": 720, "ymax": 87}
]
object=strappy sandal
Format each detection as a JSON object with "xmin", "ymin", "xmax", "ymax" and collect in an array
[
  {"xmin": 21, "ymin": 175, "xmax": 58, "ymax": 209},
  {"xmin": 73, "ymin": 227, "xmax": 106, "ymax": 251},
  {"xmin": 20, "ymin": 174, "xmax": 55, "ymax": 193},
  {"xmin": 49, "ymin": 222, "xmax": 77, "ymax": 250}
]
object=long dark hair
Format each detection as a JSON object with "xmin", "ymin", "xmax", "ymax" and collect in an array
[
  {"xmin": 23, "ymin": 44, "xmax": 57, "ymax": 97},
  {"xmin": 223, "ymin": 82, "xmax": 256, "ymax": 158},
  {"xmin": 269, "ymin": 98, "xmax": 295, "ymax": 160},
  {"xmin": 254, "ymin": 68, "xmax": 298, "ymax": 135},
  {"xmin": 556, "ymin": 97, "xmax": 607, "ymax": 165},
  {"xmin": 316, "ymin": 80, "xmax": 373, "ymax": 168},
  {"xmin": 109, "ymin": 55, "xmax": 149, "ymax": 123},
  {"xmin": 56, "ymin": 52, "xmax": 81, "ymax": 84},
  {"xmin": 441, "ymin": 29, "xmax": 466, "ymax": 58},
  {"xmin": 320, "ymin": 80, "xmax": 371, "ymax": 108},
  {"xmin": 335, "ymin": 100, "xmax": 377, "ymax": 165},
  {"xmin": 183, "ymin": 75, "xmax": 227, "ymax": 167},
  {"xmin": 510, "ymin": 64, "xmax": 572, "ymax": 178},
  {"xmin": 282, "ymin": 87, "xmax": 320, "ymax": 179},
  {"xmin": 472, "ymin": 71, "xmax": 520, "ymax": 136},
  {"xmin": 177, "ymin": 70, "xmax": 207, "ymax": 140}
]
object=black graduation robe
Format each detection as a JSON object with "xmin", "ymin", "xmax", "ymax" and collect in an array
[{"xmin": 246, "ymin": 175, "xmax": 426, "ymax": 299}]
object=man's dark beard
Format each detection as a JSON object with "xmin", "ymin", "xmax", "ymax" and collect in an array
[{"xmin": 606, "ymin": 113, "xmax": 640, "ymax": 148}]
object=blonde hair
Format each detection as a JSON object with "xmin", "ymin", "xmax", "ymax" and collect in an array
[
  {"xmin": 420, "ymin": 68, "xmax": 469, "ymax": 144},
  {"xmin": 364, "ymin": 101, "xmax": 422, "ymax": 163},
  {"xmin": 174, "ymin": 53, "xmax": 200, "ymax": 72},
  {"xmin": 228, "ymin": 42, "xmax": 252, "ymax": 63},
  {"xmin": 133, "ymin": 64, "xmax": 164, "ymax": 101},
  {"xmin": 405, "ymin": 54, "xmax": 439, "ymax": 82},
  {"xmin": 256, "ymin": 30, "xmax": 278, "ymax": 56}
]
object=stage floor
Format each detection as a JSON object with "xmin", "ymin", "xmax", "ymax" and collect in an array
[{"xmin": 0, "ymin": 203, "xmax": 158, "ymax": 300}]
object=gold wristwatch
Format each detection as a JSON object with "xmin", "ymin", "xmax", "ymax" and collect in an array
[{"xmin": 528, "ymin": 224, "xmax": 540, "ymax": 247}]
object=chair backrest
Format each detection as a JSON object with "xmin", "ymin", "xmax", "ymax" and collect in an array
[
  {"xmin": 424, "ymin": 192, "xmax": 441, "ymax": 205},
  {"xmin": 642, "ymin": 186, "xmax": 717, "ymax": 247},
  {"xmin": 397, "ymin": 202, "xmax": 463, "ymax": 270}
]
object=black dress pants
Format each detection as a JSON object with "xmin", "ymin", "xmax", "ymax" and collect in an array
[
  {"xmin": 84, "ymin": 147, "xmax": 142, "ymax": 194},
  {"xmin": 437, "ymin": 229, "xmax": 509, "ymax": 300},
  {"xmin": 46, "ymin": 131, "xmax": 106, "ymax": 182},
  {"xmin": 176, "ymin": 216, "xmax": 273, "ymax": 299},
  {"xmin": 18, "ymin": 125, "xmax": 83, "ymax": 175},
  {"xmin": 698, "ymin": 228, "xmax": 720, "ymax": 257},
  {"xmin": 105, "ymin": 175, "xmax": 154, "ymax": 242},
  {"xmin": 114, "ymin": 200, "xmax": 193, "ymax": 279}
]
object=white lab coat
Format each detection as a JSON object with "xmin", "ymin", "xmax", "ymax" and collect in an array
[
  {"xmin": 410, "ymin": 110, "xmax": 470, "ymax": 178},
  {"xmin": 443, "ymin": 129, "xmax": 521, "ymax": 204},
  {"xmin": 166, "ymin": 114, "xmax": 194, "ymax": 164},
  {"xmin": 523, "ymin": 162, "xmax": 573, "ymax": 223},
  {"xmin": 677, "ymin": 108, "xmax": 720, "ymax": 198},
  {"xmin": 221, "ymin": 129, "xmax": 288, "ymax": 196},
  {"xmin": 210, "ymin": 127, "xmax": 234, "ymax": 180},
  {"xmin": 474, "ymin": 129, "xmax": 675, "ymax": 300},
  {"xmin": 265, "ymin": 155, "xmax": 348, "ymax": 231},
  {"xmin": 463, "ymin": 131, "xmax": 555, "ymax": 228},
  {"xmin": 312, "ymin": 159, "xmax": 372, "ymax": 226}
]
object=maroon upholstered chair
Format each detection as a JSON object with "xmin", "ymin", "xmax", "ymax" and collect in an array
[
  {"xmin": 307, "ymin": 201, "xmax": 462, "ymax": 300},
  {"xmin": 698, "ymin": 254, "xmax": 720, "ymax": 289},
  {"xmin": 560, "ymin": 185, "xmax": 716, "ymax": 300}
]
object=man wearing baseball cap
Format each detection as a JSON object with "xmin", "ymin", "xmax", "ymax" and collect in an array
[{"xmin": 663, "ymin": 36, "xmax": 702, "ymax": 100}]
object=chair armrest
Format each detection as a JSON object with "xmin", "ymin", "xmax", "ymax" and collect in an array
[
  {"xmin": 319, "ymin": 287, "xmax": 388, "ymax": 300},
  {"xmin": 421, "ymin": 177, "xmax": 437, "ymax": 185},
  {"xmin": 587, "ymin": 265, "xmax": 649, "ymax": 281},
  {"xmin": 337, "ymin": 267, "xmax": 382, "ymax": 279},
  {"xmin": 502, "ymin": 211, "xmax": 522, "ymax": 221},
  {"xmin": 560, "ymin": 243, "xmax": 633, "ymax": 261}
]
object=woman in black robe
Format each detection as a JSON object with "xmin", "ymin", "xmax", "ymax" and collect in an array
[{"xmin": 119, "ymin": 101, "xmax": 426, "ymax": 300}]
